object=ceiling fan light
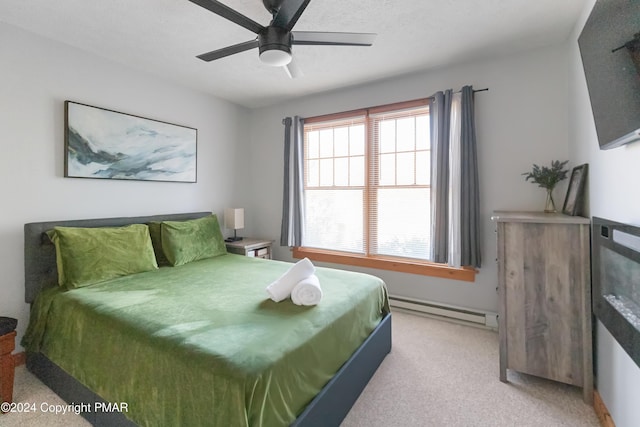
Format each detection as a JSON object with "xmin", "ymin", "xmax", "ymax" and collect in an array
[{"xmin": 259, "ymin": 48, "xmax": 292, "ymax": 66}]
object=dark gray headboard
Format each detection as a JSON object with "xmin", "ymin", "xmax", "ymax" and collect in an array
[{"xmin": 24, "ymin": 211, "xmax": 211, "ymax": 304}]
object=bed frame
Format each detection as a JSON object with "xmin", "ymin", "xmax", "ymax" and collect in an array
[{"xmin": 24, "ymin": 212, "xmax": 392, "ymax": 427}]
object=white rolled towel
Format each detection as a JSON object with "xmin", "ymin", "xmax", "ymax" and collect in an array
[
  {"xmin": 291, "ymin": 274, "xmax": 323, "ymax": 306},
  {"xmin": 266, "ymin": 258, "xmax": 315, "ymax": 302}
]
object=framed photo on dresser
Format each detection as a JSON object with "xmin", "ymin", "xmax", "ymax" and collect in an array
[{"xmin": 562, "ymin": 164, "xmax": 588, "ymax": 216}]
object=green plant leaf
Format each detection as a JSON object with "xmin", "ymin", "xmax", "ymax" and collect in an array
[{"xmin": 522, "ymin": 160, "xmax": 569, "ymax": 190}]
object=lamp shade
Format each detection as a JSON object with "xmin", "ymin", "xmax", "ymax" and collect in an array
[{"xmin": 224, "ymin": 208, "xmax": 244, "ymax": 230}]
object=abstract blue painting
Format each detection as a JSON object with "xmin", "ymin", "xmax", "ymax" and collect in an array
[{"xmin": 64, "ymin": 101, "xmax": 197, "ymax": 182}]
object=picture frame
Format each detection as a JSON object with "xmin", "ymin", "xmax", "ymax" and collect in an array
[
  {"xmin": 562, "ymin": 163, "xmax": 588, "ymax": 216},
  {"xmin": 64, "ymin": 101, "xmax": 197, "ymax": 183}
]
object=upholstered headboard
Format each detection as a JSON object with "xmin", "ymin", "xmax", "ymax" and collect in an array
[{"xmin": 23, "ymin": 211, "xmax": 211, "ymax": 304}]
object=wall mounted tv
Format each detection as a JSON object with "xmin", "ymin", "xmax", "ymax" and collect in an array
[{"xmin": 579, "ymin": 0, "xmax": 640, "ymax": 150}]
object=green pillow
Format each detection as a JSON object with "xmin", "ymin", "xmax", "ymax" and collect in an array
[
  {"xmin": 161, "ymin": 215, "xmax": 227, "ymax": 266},
  {"xmin": 147, "ymin": 221, "xmax": 170, "ymax": 267},
  {"xmin": 48, "ymin": 224, "xmax": 158, "ymax": 289}
]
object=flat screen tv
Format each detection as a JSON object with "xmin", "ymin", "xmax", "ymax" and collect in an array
[{"xmin": 579, "ymin": 0, "xmax": 640, "ymax": 150}]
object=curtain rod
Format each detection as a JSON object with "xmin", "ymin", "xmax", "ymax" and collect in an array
[
  {"xmin": 424, "ymin": 87, "xmax": 488, "ymax": 101},
  {"xmin": 282, "ymin": 87, "xmax": 489, "ymax": 124},
  {"xmin": 430, "ymin": 87, "xmax": 489, "ymax": 98}
]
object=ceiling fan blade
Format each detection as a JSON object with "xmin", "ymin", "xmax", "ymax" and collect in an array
[
  {"xmin": 284, "ymin": 58, "xmax": 303, "ymax": 78},
  {"xmin": 197, "ymin": 39, "xmax": 259, "ymax": 62},
  {"xmin": 272, "ymin": 0, "xmax": 311, "ymax": 31},
  {"xmin": 292, "ymin": 31, "xmax": 377, "ymax": 46},
  {"xmin": 189, "ymin": 0, "xmax": 264, "ymax": 34}
]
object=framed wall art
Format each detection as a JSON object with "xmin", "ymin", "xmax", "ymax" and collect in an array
[
  {"xmin": 562, "ymin": 163, "xmax": 588, "ymax": 216},
  {"xmin": 64, "ymin": 101, "xmax": 197, "ymax": 182}
]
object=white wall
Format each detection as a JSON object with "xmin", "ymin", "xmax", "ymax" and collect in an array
[
  {"xmin": 568, "ymin": 1, "xmax": 640, "ymax": 425},
  {"xmin": 0, "ymin": 23, "xmax": 250, "ymax": 349},
  {"xmin": 245, "ymin": 44, "xmax": 570, "ymax": 314}
]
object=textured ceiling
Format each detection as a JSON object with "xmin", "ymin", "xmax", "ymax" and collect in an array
[{"xmin": 0, "ymin": 0, "xmax": 587, "ymax": 108}]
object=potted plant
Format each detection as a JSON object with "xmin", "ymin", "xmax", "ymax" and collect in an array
[{"xmin": 522, "ymin": 160, "xmax": 569, "ymax": 213}]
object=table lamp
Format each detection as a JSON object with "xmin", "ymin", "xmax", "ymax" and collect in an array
[{"xmin": 224, "ymin": 208, "xmax": 244, "ymax": 242}]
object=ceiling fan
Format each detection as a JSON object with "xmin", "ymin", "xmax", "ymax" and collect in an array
[{"xmin": 188, "ymin": 0, "xmax": 376, "ymax": 78}]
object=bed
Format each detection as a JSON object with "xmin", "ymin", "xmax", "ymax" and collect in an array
[{"xmin": 22, "ymin": 212, "xmax": 391, "ymax": 426}]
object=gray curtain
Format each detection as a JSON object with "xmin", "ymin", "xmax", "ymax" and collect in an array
[
  {"xmin": 280, "ymin": 116, "xmax": 305, "ymax": 247},
  {"xmin": 429, "ymin": 86, "xmax": 481, "ymax": 268},
  {"xmin": 459, "ymin": 86, "xmax": 481, "ymax": 268},
  {"xmin": 429, "ymin": 90, "xmax": 452, "ymax": 263}
]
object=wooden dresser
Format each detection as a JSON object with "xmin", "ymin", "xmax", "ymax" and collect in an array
[{"xmin": 492, "ymin": 211, "xmax": 592, "ymax": 403}]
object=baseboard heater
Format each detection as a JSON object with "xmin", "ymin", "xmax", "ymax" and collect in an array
[{"xmin": 389, "ymin": 295, "xmax": 498, "ymax": 329}]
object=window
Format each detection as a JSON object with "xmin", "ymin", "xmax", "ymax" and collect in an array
[
  {"xmin": 296, "ymin": 99, "xmax": 473, "ymax": 281},
  {"xmin": 303, "ymin": 114, "xmax": 367, "ymax": 254}
]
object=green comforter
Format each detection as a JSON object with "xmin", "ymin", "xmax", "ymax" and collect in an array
[{"xmin": 23, "ymin": 254, "xmax": 389, "ymax": 426}]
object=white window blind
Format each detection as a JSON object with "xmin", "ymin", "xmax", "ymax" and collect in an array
[
  {"xmin": 369, "ymin": 107, "xmax": 431, "ymax": 260},
  {"xmin": 304, "ymin": 116, "xmax": 367, "ymax": 254},
  {"xmin": 303, "ymin": 101, "xmax": 431, "ymax": 261}
]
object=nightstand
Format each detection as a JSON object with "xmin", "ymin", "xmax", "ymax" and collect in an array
[
  {"xmin": 225, "ymin": 239, "xmax": 273, "ymax": 259},
  {"xmin": 0, "ymin": 317, "xmax": 17, "ymax": 409}
]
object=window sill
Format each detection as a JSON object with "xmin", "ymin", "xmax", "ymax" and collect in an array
[{"xmin": 292, "ymin": 247, "xmax": 476, "ymax": 282}]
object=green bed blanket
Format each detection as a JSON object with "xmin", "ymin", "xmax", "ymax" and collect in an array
[{"xmin": 23, "ymin": 254, "xmax": 389, "ymax": 426}]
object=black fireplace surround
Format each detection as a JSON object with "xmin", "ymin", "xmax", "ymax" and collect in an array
[{"xmin": 592, "ymin": 217, "xmax": 640, "ymax": 369}]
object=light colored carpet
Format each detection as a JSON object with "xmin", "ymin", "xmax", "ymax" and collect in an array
[
  {"xmin": 1, "ymin": 310, "xmax": 599, "ymax": 426},
  {"xmin": 342, "ymin": 310, "xmax": 599, "ymax": 427}
]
